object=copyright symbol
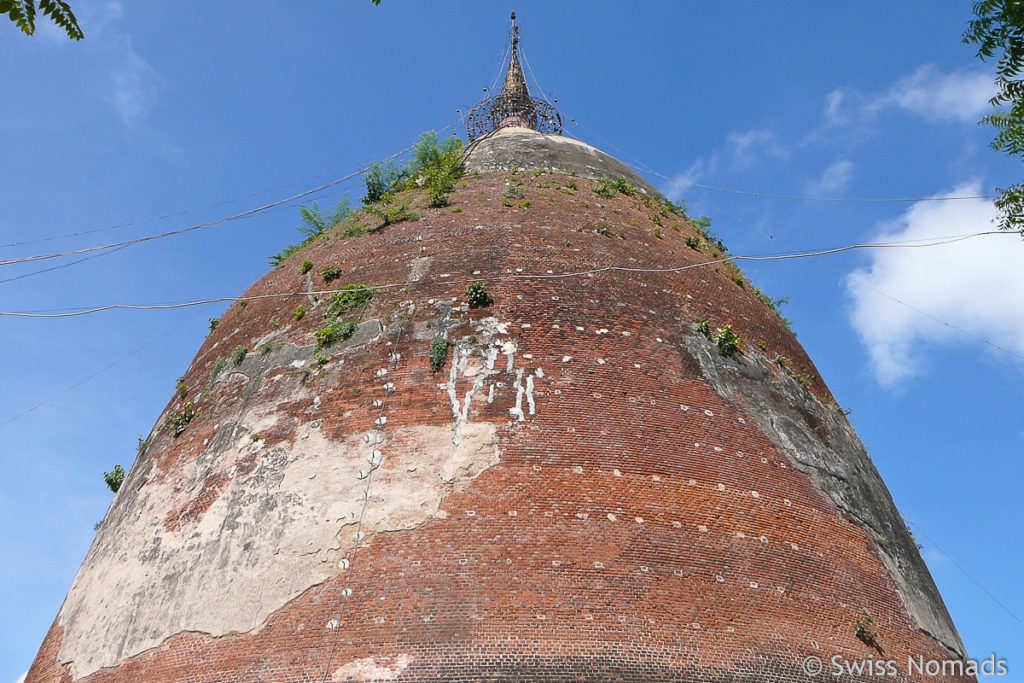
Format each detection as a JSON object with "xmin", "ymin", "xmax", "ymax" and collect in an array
[{"xmin": 802, "ymin": 655, "xmax": 823, "ymax": 677}]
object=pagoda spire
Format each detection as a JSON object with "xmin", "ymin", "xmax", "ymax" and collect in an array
[
  {"xmin": 465, "ymin": 12, "xmax": 562, "ymax": 139},
  {"xmin": 492, "ymin": 12, "xmax": 534, "ymax": 130}
]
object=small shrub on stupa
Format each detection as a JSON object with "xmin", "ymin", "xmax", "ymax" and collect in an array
[
  {"xmin": 231, "ymin": 345, "xmax": 248, "ymax": 365},
  {"xmin": 465, "ymin": 281, "xmax": 493, "ymax": 309},
  {"xmin": 363, "ymin": 131, "xmax": 464, "ymax": 209},
  {"xmin": 714, "ymin": 325, "xmax": 741, "ymax": 356},
  {"xmin": 164, "ymin": 402, "xmax": 196, "ymax": 438},
  {"xmin": 322, "ymin": 265, "xmax": 343, "ymax": 283},
  {"xmin": 325, "ymin": 285, "xmax": 373, "ymax": 319},
  {"xmin": 103, "ymin": 464, "xmax": 125, "ymax": 493},
  {"xmin": 268, "ymin": 198, "xmax": 352, "ymax": 267},
  {"xmin": 429, "ymin": 336, "xmax": 452, "ymax": 372},
  {"xmin": 315, "ymin": 319, "xmax": 357, "ymax": 349},
  {"xmin": 593, "ymin": 176, "xmax": 637, "ymax": 199}
]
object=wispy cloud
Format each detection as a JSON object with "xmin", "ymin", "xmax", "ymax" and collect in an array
[
  {"xmin": 805, "ymin": 159, "xmax": 854, "ymax": 196},
  {"xmin": 102, "ymin": 35, "xmax": 159, "ymax": 125},
  {"xmin": 34, "ymin": 1, "xmax": 159, "ymax": 126},
  {"xmin": 845, "ymin": 182, "xmax": 1024, "ymax": 387},
  {"xmin": 13, "ymin": 672, "xmax": 27, "ymax": 683},
  {"xmin": 823, "ymin": 65, "xmax": 994, "ymax": 129},
  {"xmin": 726, "ymin": 129, "xmax": 788, "ymax": 168}
]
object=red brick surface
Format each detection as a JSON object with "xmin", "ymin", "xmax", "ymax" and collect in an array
[{"xmin": 26, "ymin": 172, "xmax": 970, "ymax": 682}]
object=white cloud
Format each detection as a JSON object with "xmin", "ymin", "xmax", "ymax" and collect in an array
[
  {"xmin": 726, "ymin": 129, "xmax": 788, "ymax": 168},
  {"xmin": 846, "ymin": 182, "xmax": 1024, "ymax": 387},
  {"xmin": 883, "ymin": 65, "xmax": 995, "ymax": 123},
  {"xmin": 13, "ymin": 672, "xmax": 27, "ymax": 683},
  {"xmin": 825, "ymin": 65, "xmax": 994, "ymax": 129},
  {"xmin": 806, "ymin": 159, "xmax": 854, "ymax": 196},
  {"xmin": 102, "ymin": 35, "xmax": 158, "ymax": 125},
  {"xmin": 823, "ymin": 88, "xmax": 849, "ymax": 127}
]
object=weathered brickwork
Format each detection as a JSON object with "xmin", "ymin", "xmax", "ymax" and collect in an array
[{"xmin": 27, "ymin": 165, "xmax": 971, "ymax": 682}]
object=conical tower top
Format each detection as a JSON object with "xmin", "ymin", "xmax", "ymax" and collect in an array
[{"xmin": 465, "ymin": 12, "xmax": 562, "ymax": 139}]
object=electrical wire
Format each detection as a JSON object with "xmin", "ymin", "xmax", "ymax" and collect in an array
[
  {"xmin": 0, "ymin": 118, "xmax": 464, "ymax": 270},
  {"xmin": 0, "ymin": 230, "xmax": 1015, "ymax": 319},
  {"xmin": 0, "ymin": 312, "xmax": 202, "ymax": 429},
  {"xmin": 907, "ymin": 521, "xmax": 1024, "ymax": 629}
]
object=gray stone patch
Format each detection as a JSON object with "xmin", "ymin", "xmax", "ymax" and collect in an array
[{"xmin": 680, "ymin": 333, "xmax": 967, "ymax": 659}]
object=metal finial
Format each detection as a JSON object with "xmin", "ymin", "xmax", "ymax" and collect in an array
[{"xmin": 464, "ymin": 12, "xmax": 563, "ymax": 140}]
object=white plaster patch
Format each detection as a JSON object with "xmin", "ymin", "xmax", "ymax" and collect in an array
[
  {"xmin": 333, "ymin": 653, "xmax": 411, "ymax": 682},
  {"xmin": 58, "ymin": 415, "xmax": 499, "ymax": 679}
]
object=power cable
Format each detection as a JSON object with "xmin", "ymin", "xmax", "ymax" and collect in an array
[
  {"xmin": 0, "ymin": 118, "xmax": 464, "ymax": 270},
  {"xmin": 907, "ymin": 521, "xmax": 1024, "ymax": 629},
  {"xmin": 0, "ymin": 312, "xmax": 202, "ymax": 429},
  {"xmin": 0, "ymin": 230, "xmax": 1015, "ymax": 319}
]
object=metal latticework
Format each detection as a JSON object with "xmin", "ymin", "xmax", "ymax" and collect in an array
[
  {"xmin": 465, "ymin": 12, "xmax": 563, "ymax": 140},
  {"xmin": 465, "ymin": 97, "xmax": 562, "ymax": 140}
]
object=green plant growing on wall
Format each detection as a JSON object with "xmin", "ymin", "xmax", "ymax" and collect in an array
[
  {"xmin": 208, "ymin": 318, "xmax": 219, "ymax": 331},
  {"xmin": 364, "ymin": 199, "xmax": 418, "ymax": 228},
  {"xmin": 164, "ymin": 402, "xmax": 196, "ymax": 437},
  {"xmin": 209, "ymin": 356, "xmax": 229, "ymax": 385},
  {"xmin": 294, "ymin": 305, "xmax": 306, "ymax": 321},
  {"xmin": 465, "ymin": 281, "xmax": 493, "ymax": 308},
  {"xmin": 103, "ymin": 465, "xmax": 125, "ymax": 493},
  {"xmin": 300, "ymin": 259, "xmax": 313, "ymax": 274},
  {"xmin": 363, "ymin": 131, "xmax": 464, "ymax": 208},
  {"xmin": 136, "ymin": 435, "xmax": 149, "ymax": 456},
  {"xmin": 593, "ymin": 176, "xmax": 637, "ymax": 198},
  {"xmin": 231, "ymin": 345, "xmax": 248, "ymax": 365},
  {"xmin": 315, "ymin": 319, "xmax": 357, "ymax": 348},
  {"xmin": 322, "ymin": 265, "xmax": 343, "ymax": 283},
  {"xmin": 268, "ymin": 197, "xmax": 352, "ymax": 267},
  {"xmin": 854, "ymin": 611, "xmax": 879, "ymax": 646},
  {"xmin": 314, "ymin": 283, "xmax": 372, "ymax": 349},
  {"xmin": 325, "ymin": 284, "xmax": 373, "ymax": 319},
  {"xmin": 714, "ymin": 325, "xmax": 741, "ymax": 356},
  {"xmin": 695, "ymin": 317, "xmax": 710, "ymax": 337},
  {"xmin": 175, "ymin": 376, "xmax": 188, "ymax": 398},
  {"xmin": 429, "ymin": 336, "xmax": 452, "ymax": 372},
  {"xmin": 502, "ymin": 185, "xmax": 526, "ymax": 200}
]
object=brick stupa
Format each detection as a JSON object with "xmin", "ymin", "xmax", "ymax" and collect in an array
[{"xmin": 27, "ymin": 15, "xmax": 971, "ymax": 683}]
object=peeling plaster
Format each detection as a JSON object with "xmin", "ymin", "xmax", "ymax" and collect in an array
[{"xmin": 57, "ymin": 345, "xmax": 500, "ymax": 679}]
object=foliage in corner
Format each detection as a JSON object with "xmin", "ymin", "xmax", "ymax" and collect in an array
[
  {"xmin": 268, "ymin": 197, "xmax": 353, "ymax": 267},
  {"xmin": 3, "ymin": 0, "xmax": 83, "ymax": 39},
  {"xmin": 465, "ymin": 281, "xmax": 493, "ymax": 309},
  {"xmin": 965, "ymin": 1, "xmax": 1024, "ymax": 234},
  {"xmin": 164, "ymin": 402, "xmax": 196, "ymax": 438},
  {"xmin": 429, "ymin": 336, "xmax": 452, "ymax": 372},
  {"xmin": 103, "ymin": 464, "xmax": 124, "ymax": 493},
  {"xmin": 714, "ymin": 325, "xmax": 741, "ymax": 356}
]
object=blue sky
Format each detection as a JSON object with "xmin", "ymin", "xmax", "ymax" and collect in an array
[{"xmin": 2, "ymin": 1, "xmax": 1022, "ymax": 680}]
